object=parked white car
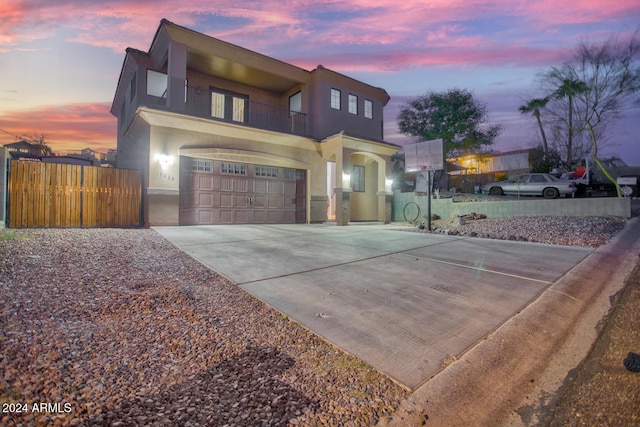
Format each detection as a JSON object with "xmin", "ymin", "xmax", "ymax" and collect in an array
[{"xmin": 481, "ymin": 173, "xmax": 577, "ymax": 199}]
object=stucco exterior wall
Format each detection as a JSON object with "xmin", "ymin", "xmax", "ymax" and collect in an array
[{"xmin": 350, "ymin": 154, "xmax": 379, "ymax": 221}]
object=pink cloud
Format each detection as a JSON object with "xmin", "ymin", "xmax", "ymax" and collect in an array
[
  {"xmin": 0, "ymin": 103, "xmax": 116, "ymax": 154},
  {"xmin": 3, "ymin": 0, "xmax": 638, "ymax": 57},
  {"xmin": 286, "ymin": 42, "xmax": 569, "ymax": 74}
]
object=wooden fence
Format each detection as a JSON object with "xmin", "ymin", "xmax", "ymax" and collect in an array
[{"xmin": 7, "ymin": 160, "xmax": 142, "ymax": 228}]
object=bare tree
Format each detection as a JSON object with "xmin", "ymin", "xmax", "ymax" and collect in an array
[
  {"xmin": 539, "ymin": 31, "xmax": 640, "ymax": 195},
  {"xmin": 25, "ymin": 133, "xmax": 55, "ymax": 156}
]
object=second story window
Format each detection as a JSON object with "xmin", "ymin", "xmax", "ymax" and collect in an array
[
  {"xmin": 211, "ymin": 92, "xmax": 225, "ymax": 119},
  {"xmin": 289, "ymin": 91, "xmax": 302, "ymax": 116},
  {"xmin": 348, "ymin": 94, "xmax": 358, "ymax": 115},
  {"xmin": 331, "ymin": 88, "xmax": 341, "ymax": 110},
  {"xmin": 147, "ymin": 69, "xmax": 168, "ymax": 99},
  {"xmin": 364, "ymin": 99, "xmax": 373, "ymax": 119},
  {"xmin": 210, "ymin": 87, "xmax": 248, "ymax": 123}
]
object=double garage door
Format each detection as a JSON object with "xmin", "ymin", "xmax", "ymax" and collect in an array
[{"xmin": 179, "ymin": 157, "xmax": 306, "ymax": 225}]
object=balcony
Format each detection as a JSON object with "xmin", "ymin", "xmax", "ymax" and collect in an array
[{"xmin": 154, "ymin": 85, "xmax": 307, "ymax": 136}]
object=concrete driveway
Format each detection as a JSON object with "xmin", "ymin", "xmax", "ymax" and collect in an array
[{"xmin": 154, "ymin": 224, "xmax": 592, "ymax": 390}]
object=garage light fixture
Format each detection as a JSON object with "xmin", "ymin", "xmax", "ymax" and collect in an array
[{"xmin": 155, "ymin": 153, "xmax": 174, "ymax": 171}]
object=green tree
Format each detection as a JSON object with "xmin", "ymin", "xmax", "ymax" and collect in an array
[
  {"xmin": 397, "ymin": 88, "xmax": 502, "ymax": 159},
  {"xmin": 519, "ymin": 97, "xmax": 550, "ymax": 157}
]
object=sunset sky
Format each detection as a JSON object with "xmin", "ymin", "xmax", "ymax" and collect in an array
[{"xmin": 1, "ymin": 1, "xmax": 639, "ymax": 164}]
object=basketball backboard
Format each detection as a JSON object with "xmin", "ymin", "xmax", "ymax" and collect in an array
[{"xmin": 404, "ymin": 139, "xmax": 444, "ymax": 172}]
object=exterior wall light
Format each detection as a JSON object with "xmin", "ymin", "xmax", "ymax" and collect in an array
[
  {"xmin": 385, "ymin": 177, "xmax": 393, "ymax": 192},
  {"xmin": 342, "ymin": 173, "xmax": 351, "ymax": 188},
  {"xmin": 155, "ymin": 153, "xmax": 174, "ymax": 171}
]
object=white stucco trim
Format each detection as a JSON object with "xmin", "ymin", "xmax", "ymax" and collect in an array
[{"xmin": 179, "ymin": 147, "xmax": 312, "ymax": 170}]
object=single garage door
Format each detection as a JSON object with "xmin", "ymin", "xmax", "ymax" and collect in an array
[{"xmin": 179, "ymin": 157, "xmax": 306, "ymax": 225}]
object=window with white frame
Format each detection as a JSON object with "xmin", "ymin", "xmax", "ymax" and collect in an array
[
  {"xmin": 364, "ymin": 99, "xmax": 373, "ymax": 119},
  {"xmin": 331, "ymin": 88, "xmax": 341, "ymax": 110},
  {"xmin": 284, "ymin": 169, "xmax": 296, "ymax": 180},
  {"xmin": 211, "ymin": 92, "xmax": 225, "ymax": 119},
  {"xmin": 348, "ymin": 94, "xmax": 358, "ymax": 115},
  {"xmin": 352, "ymin": 165, "xmax": 365, "ymax": 192},
  {"xmin": 210, "ymin": 88, "xmax": 248, "ymax": 122},
  {"xmin": 221, "ymin": 162, "xmax": 247, "ymax": 175},
  {"xmin": 255, "ymin": 166, "xmax": 278, "ymax": 178},
  {"xmin": 191, "ymin": 159, "xmax": 213, "ymax": 173},
  {"xmin": 232, "ymin": 97, "xmax": 246, "ymax": 122}
]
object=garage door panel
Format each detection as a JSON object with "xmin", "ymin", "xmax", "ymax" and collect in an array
[
  {"xmin": 235, "ymin": 179, "xmax": 249, "ymax": 192},
  {"xmin": 198, "ymin": 210, "xmax": 213, "ymax": 224},
  {"xmin": 220, "ymin": 193, "xmax": 233, "ymax": 208},
  {"xmin": 267, "ymin": 210, "xmax": 284, "ymax": 223},
  {"xmin": 254, "ymin": 195, "xmax": 266, "ymax": 208},
  {"xmin": 180, "ymin": 157, "xmax": 306, "ymax": 225},
  {"xmin": 254, "ymin": 210, "xmax": 266, "ymax": 223},
  {"xmin": 284, "ymin": 181, "xmax": 295, "ymax": 195},
  {"xmin": 235, "ymin": 194, "xmax": 248, "ymax": 207},
  {"xmin": 198, "ymin": 192, "xmax": 214, "ymax": 207},
  {"xmin": 198, "ymin": 175, "xmax": 214, "ymax": 191},
  {"xmin": 267, "ymin": 182, "xmax": 283, "ymax": 194},
  {"xmin": 268, "ymin": 196, "xmax": 284, "ymax": 209},
  {"xmin": 221, "ymin": 177, "xmax": 234, "ymax": 192},
  {"xmin": 235, "ymin": 210, "xmax": 251, "ymax": 223},
  {"xmin": 254, "ymin": 180, "xmax": 267, "ymax": 194}
]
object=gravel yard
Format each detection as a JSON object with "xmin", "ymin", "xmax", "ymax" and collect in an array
[
  {"xmin": 420, "ymin": 216, "xmax": 627, "ymax": 247},
  {"xmin": 0, "ymin": 217, "xmax": 627, "ymax": 426}
]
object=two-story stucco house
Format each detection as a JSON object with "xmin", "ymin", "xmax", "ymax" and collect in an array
[{"xmin": 111, "ymin": 19, "xmax": 398, "ymax": 226}]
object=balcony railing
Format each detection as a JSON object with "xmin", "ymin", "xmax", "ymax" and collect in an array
[{"xmin": 174, "ymin": 85, "xmax": 307, "ymax": 136}]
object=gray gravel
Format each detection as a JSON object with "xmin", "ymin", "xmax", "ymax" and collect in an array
[
  {"xmin": 0, "ymin": 218, "xmax": 626, "ymax": 426},
  {"xmin": 420, "ymin": 216, "xmax": 627, "ymax": 247}
]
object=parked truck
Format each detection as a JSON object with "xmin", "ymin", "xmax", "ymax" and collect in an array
[{"xmin": 559, "ymin": 157, "xmax": 640, "ymax": 197}]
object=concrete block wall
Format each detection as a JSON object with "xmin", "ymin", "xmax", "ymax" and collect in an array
[{"xmin": 393, "ymin": 191, "xmax": 632, "ymax": 222}]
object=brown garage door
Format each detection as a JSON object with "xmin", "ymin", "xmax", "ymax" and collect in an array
[{"xmin": 179, "ymin": 157, "xmax": 306, "ymax": 225}]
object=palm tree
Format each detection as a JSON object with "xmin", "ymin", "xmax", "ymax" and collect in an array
[
  {"xmin": 554, "ymin": 79, "xmax": 589, "ymax": 167},
  {"xmin": 519, "ymin": 97, "xmax": 550, "ymax": 157}
]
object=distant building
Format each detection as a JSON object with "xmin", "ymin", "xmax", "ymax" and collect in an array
[
  {"xmin": 450, "ymin": 149, "xmax": 532, "ymax": 175},
  {"xmin": 66, "ymin": 148, "xmax": 101, "ymax": 166},
  {"xmin": 39, "ymin": 155, "xmax": 95, "ymax": 166},
  {"xmin": 105, "ymin": 149, "xmax": 117, "ymax": 164},
  {"xmin": 3, "ymin": 140, "xmax": 45, "ymax": 160},
  {"xmin": 3, "ymin": 141, "xmax": 112, "ymax": 166}
]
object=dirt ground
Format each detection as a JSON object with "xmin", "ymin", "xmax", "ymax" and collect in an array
[{"xmin": 537, "ymin": 260, "xmax": 640, "ymax": 426}]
